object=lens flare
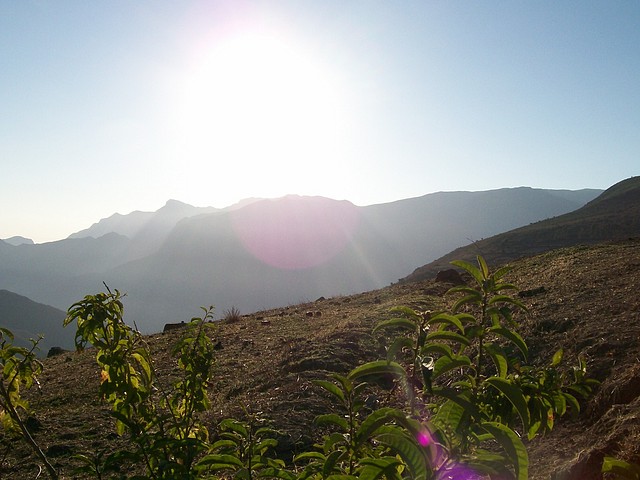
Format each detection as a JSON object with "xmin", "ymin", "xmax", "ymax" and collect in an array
[{"xmin": 230, "ymin": 196, "xmax": 360, "ymax": 270}]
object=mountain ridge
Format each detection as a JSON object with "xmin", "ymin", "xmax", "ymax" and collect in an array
[{"xmin": 401, "ymin": 176, "xmax": 640, "ymax": 283}]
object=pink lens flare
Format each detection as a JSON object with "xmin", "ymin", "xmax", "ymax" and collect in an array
[
  {"xmin": 416, "ymin": 431, "xmax": 431, "ymax": 447},
  {"xmin": 231, "ymin": 196, "xmax": 361, "ymax": 270}
]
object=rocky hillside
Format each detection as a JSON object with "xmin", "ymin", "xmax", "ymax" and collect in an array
[{"xmin": 3, "ymin": 238, "xmax": 639, "ymax": 479}]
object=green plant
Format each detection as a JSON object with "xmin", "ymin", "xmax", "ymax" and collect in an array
[
  {"xmin": 223, "ymin": 306, "xmax": 242, "ymax": 323},
  {"xmin": 356, "ymin": 256, "xmax": 598, "ymax": 479},
  {"xmin": 0, "ymin": 328, "xmax": 58, "ymax": 479},
  {"xmin": 294, "ymin": 373, "xmax": 434, "ymax": 480},
  {"xmin": 65, "ymin": 288, "xmax": 218, "ymax": 479},
  {"xmin": 197, "ymin": 412, "xmax": 286, "ymax": 479},
  {"xmin": 602, "ymin": 456, "xmax": 640, "ymax": 479}
]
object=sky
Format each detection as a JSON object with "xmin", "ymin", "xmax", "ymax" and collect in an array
[{"xmin": 1, "ymin": 1, "xmax": 638, "ymax": 243}]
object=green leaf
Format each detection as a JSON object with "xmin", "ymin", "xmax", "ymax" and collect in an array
[
  {"xmin": 348, "ymin": 361, "xmax": 406, "ymax": 383},
  {"xmin": 477, "ymin": 255, "xmax": 490, "ymax": 279},
  {"xmin": 452, "ymin": 293, "xmax": 483, "ymax": 312},
  {"xmin": 386, "ymin": 337, "xmax": 414, "ymax": 362},
  {"xmin": 551, "ymin": 348, "xmax": 564, "ymax": 367},
  {"xmin": 428, "ymin": 313, "xmax": 464, "ymax": 333},
  {"xmin": 220, "ymin": 418, "xmax": 249, "ymax": 437},
  {"xmin": 375, "ymin": 430, "xmax": 429, "ymax": 480},
  {"xmin": 492, "ymin": 265, "xmax": 512, "ymax": 281},
  {"xmin": 313, "ymin": 380, "xmax": 346, "ymax": 403},
  {"xmin": 432, "ymin": 387, "xmax": 479, "ymax": 419},
  {"xmin": 489, "ymin": 326, "xmax": 528, "ymax": 360},
  {"xmin": 485, "ymin": 377, "xmax": 531, "ymax": 433},
  {"xmin": 480, "ymin": 422, "xmax": 529, "ymax": 480},
  {"xmin": 563, "ymin": 392, "xmax": 581, "ymax": 415},
  {"xmin": 484, "ymin": 343, "xmax": 509, "ymax": 378},
  {"xmin": 420, "ymin": 343, "xmax": 453, "ymax": 359},
  {"xmin": 432, "ymin": 355, "xmax": 471, "ymax": 380},
  {"xmin": 451, "ymin": 259, "xmax": 483, "ymax": 285},
  {"xmin": 355, "ymin": 407, "xmax": 400, "ymax": 446},
  {"xmin": 601, "ymin": 456, "xmax": 640, "ymax": 479},
  {"xmin": 293, "ymin": 451, "xmax": 326, "ymax": 463},
  {"xmin": 316, "ymin": 414, "xmax": 349, "ymax": 431},
  {"xmin": 488, "ymin": 295, "xmax": 527, "ymax": 311},
  {"xmin": 425, "ymin": 331, "xmax": 470, "ymax": 347},
  {"xmin": 373, "ymin": 318, "xmax": 417, "ymax": 334},
  {"xmin": 358, "ymin": 457, "xmax": 403, "ymax": 480},
  {"xmin": 389, "ymin": 306, "xmax": 421, "ymax": 322},
  {"xmin": 432, "ymin": 399, "xmax": 466, "ymax": 434},
  {"xmin": 197, "ymin": 453, "xmax": 244, "ymax": 469},
  {"xmin": 322, "ymin": 450, "xmax": 344, "ymax": 477},
  {"xmin": 553, "ymin": 393, "xmax": 567, "ymax": 416}
]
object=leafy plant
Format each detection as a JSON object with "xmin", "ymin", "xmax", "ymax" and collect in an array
[
  {"xmin": 602, "ymin": 456, "xmax": 640, "ymax": 480},
  {"xmin": 64, "ymin": 288, "xmax": 218, "ymax": 479},
  {"xmin": 223, "ymin": 306, "xmax": 242, "ymax": 323},
  {"xmin": 295, "ymin": 373, "xmax": 435, "ymax": 480},
  {"xmin": 197, "ymin": 413, "xmax": 286, "ymax": 479},
  {"xmin": 358, "ymin": 256, "xmax": 598, "ymax": 479},
  {"xmin": 0, "ymin": 328, "xmax": 58, "ymax": 479}
]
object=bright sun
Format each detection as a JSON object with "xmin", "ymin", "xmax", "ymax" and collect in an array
[{"xmin": 172, "ymin": 29, "xmax": 353, "ymax": 202}]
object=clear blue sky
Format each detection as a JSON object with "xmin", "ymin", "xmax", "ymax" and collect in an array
[{"xmin": 2, "ymin": 1, "xmax": 638, "ymax": 243}]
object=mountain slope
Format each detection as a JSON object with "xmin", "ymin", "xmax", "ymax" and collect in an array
[
  {"xmin": 402, "ymin": 176, "xmax": 640, "ymax": 282},
  {"xmin": 0, "ymin": 290, "xmax": 72, "ymax": 353}
]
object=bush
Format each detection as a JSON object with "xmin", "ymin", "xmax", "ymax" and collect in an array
[{"xmin": 223, "ymin": 306, "xmax": 242, "ymax": 323}]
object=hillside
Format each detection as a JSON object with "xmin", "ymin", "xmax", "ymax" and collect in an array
[
  {"xmin": 2, "ymin": 238, "xmax": 638, "ymax": 478},
  {"xmin": 0, "ymin": 290, "xmax": 72, "ymax": 354},
  {"xmin": 403, "ymin": 176, "xmax": 640, "ymax": 282}
]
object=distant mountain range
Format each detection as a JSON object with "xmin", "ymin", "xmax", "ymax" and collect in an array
[
  {"xmin": 2, "ymin": 236, "xmax": 34, "ymax": 246},
  {"xmin": 403, "ymin": 176, "xmax": 640, "ymax": 282},
  {"xmin": 0, "ymin": 186, "xmax": 604, "ymax": 343}
]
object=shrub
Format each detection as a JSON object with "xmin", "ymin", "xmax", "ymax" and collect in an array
[{"xmin": 223, "ymin": 306, "xmax": 242, "ymax": 323}]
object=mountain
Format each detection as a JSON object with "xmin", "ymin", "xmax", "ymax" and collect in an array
[
  {"xmin": 96, "ymin": 189, "xmax": 600, "ymax": 332},
  {"xmin": 402, "ymin": 176, "xmax": 640, "ymax": 282},
  {"xmin": 0, "ymin": 187, "xmax": 602, "ymax": 333},
  {"xmin": 1, "ymin": 236, "xmax": 34, "ymax": 246},
  {"xmin": 68, "ymin": 199, "xmax": 219, "ymax": 241},
  {"xmin": 0, "ymin": 289, "xmax": 72, "ymax": 354}
]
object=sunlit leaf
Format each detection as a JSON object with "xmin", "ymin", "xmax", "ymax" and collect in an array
[
  {"xmin": 432, "ymin": 355, "xmax": 471, "ymax": 380},
  {"xmin": 480, "ymin": 422, "xmax": 528, "ymax": 480},
  {"xmin": 484, "ymin": 343, "xmax": 509, "ymax": 378},
  {"xmin": 485, "ymin": 377, "xmax": 531, "ymax": 432},
  {"xmin": 451, "ymin": 259, "xmax": 483, "ymax": 285},
  {"xmin": 348, "ymin": 361, "xmax": 406, "ymax": 383},
  {"xmin": 489, "ymin": 326, "xmax": 528, "ymax": 360}
]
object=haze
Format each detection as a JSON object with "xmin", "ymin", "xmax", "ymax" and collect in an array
[{"xmin": 1, "ymin": 1, "xmax": 638, "ymax": 243}]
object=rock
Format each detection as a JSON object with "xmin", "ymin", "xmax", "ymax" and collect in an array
[
  {"xmin": 435, "ymin": 269, "xmax": 464, "ymax": 285},
  {"xmin": 47, "ymin": 347, "xmax": 68, "ymax": 358}
]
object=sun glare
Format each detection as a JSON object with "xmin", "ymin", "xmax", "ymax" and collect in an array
[{"xmin": 172, "ymin": 29, "xmax": 352, "ymax": 201}]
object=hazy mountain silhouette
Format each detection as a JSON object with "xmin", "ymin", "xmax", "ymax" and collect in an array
[
  {"xmin": 0, "ymin": 187, "xmax": 602, "ymax": 333},
  {"xmin": 1, "ymin": 236, "xmax": 34, "ymax": 246},
  {"xmin": 402, "ymin": 176, "xmax": 640, "ymax": 282},
  {"xmin": 68, "ymin": 199, "xmax": 221, "ymax": 261},
  {"xmin": 0, "ymin": 289, "xmax": 72, "ymax": 354}
]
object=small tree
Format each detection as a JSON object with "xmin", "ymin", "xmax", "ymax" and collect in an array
[{"xmin": 0, "ymin": 329, "xmax": 58, "ymax": 479}]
